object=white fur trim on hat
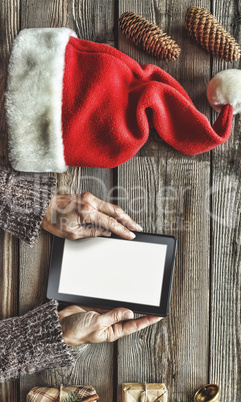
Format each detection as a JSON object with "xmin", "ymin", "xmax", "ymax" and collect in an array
[
  {"xmin": 207, "ymin": 69, "xmax": 241, "ymax": 115},
  {"xmin": 6, "ymin": 28, "xmax": 77, "ymax": 172}
]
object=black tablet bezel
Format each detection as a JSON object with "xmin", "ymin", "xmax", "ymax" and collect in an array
[{"xmin": 47, "ymin": 233, "xmax": 177, "ymax": 317}]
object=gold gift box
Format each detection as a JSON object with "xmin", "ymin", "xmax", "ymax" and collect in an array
[{"xmin": 122, "ymin": 383, "xmax": 168, "ymax": 402}]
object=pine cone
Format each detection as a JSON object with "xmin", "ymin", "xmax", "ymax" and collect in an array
[
  {"xmin": 185, "ymin": 6, "xmax": 240, "ymax": 62},
  {"xmin": 119, "ymin": 11, "xmax": 181, "ymax": 61}
]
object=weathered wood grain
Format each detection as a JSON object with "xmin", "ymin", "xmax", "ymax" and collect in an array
[
  {"xmin": 0, "ymin": 0, "xmax": 19, "ymax": 314},
  {"xmin": 0, "ymin": 0, "xmax": 20, "ymax": 401},
  {"xmin": 117, "ymin": 0, "xmax": 211, "ymax": 400},
  {"xmin": 0, "ymin": 0, "xmax": 240, "ymax": 401},
  {"xmin": 19, "ymin": 1, "xmax": 115, "ymax": 401},
  {"xmin": 209, "ymin": 2, "xmax": 241, "ymax": 401}
]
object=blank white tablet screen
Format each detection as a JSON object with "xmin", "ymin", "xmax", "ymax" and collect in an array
[{"xmin": 58, "ymin": 237, "xmax": 167, "ymax": 306}]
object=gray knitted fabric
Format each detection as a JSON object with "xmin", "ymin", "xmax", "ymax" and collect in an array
[
  {"xmin": 0, "ymin": 300, "xmax": 75, "ymax": 382},
  {"xmin": 0, "ymin": 170, "xmax": 56, "ymax": 245}
]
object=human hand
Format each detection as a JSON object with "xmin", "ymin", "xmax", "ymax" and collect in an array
[
  {"xmin": 41, "ymin": 192, "xmax": 143, "ymax": 240},
  {"xmin": 59, "ymin": 306, "xmax": 162, "ymax": 346}
]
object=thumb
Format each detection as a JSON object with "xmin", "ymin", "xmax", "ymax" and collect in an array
[{"xmin": 101, "ymin": 308, "xmax": 134, "ymax": 326}]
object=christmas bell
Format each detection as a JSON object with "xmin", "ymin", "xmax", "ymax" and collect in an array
[{"xmin": 194, "ymin": 384, "xmax": 220, "ymax": 402}]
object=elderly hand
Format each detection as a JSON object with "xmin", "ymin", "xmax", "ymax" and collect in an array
[
  {"xmin": 59, "ymin": 306, "xmax": 162, "ymax": 345},
  {"xmin": 42, "ymin": 192, "xmax": 142, "ymax": 240}
]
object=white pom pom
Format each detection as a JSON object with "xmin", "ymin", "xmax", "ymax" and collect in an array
[{"xmin": 207, "ymin": 69, "xmax": 241, "ymax": 115}]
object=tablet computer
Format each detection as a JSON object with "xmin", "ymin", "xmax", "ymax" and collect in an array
[{"xmin": 47, "ymin": 233, "xmax": 177, "ymax": 316}]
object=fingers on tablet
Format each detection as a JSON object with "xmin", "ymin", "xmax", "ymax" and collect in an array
[
  {"xmin": 84, "ymin": 210, "xmax": 137, "ymax": 240},
  {"xmin": 92, "ymin": 199, "xmax": 143, "ymax": 234},
  {"xmin": 68, "ymin": 226, "xmax": 111, "ymax": 240}
]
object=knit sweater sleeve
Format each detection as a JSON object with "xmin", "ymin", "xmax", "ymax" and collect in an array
[
  {"xmin": 0, "ymin": 170, "xmax": 56, "ymax": 245},
  {"xmin": 0, "ymin": 300, "xmax": 75, "ymax": 382}
]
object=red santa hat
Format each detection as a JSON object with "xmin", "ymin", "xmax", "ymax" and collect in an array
[{"xmin": 6, "ymin": 28, "xmax": 240, "ymax": 173}]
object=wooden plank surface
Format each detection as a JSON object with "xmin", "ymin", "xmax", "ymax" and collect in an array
[
  {"xmin": 18, "ymin": 1, "xmax": 115, "ymax": 401},
  {"xmin": 0, "ymin": 1, "xmax": 20, "ymax": 401},
  {"xmin": 117, "ymin": 1, "xmax": 211, "ymax": 400},
  {"xmin": 0, "ymin": 0, "xmax": 240, "ymax": 401},
  {"xmin": 209, "ymin": 2, "xmax": 241, "ymax": 401}
]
